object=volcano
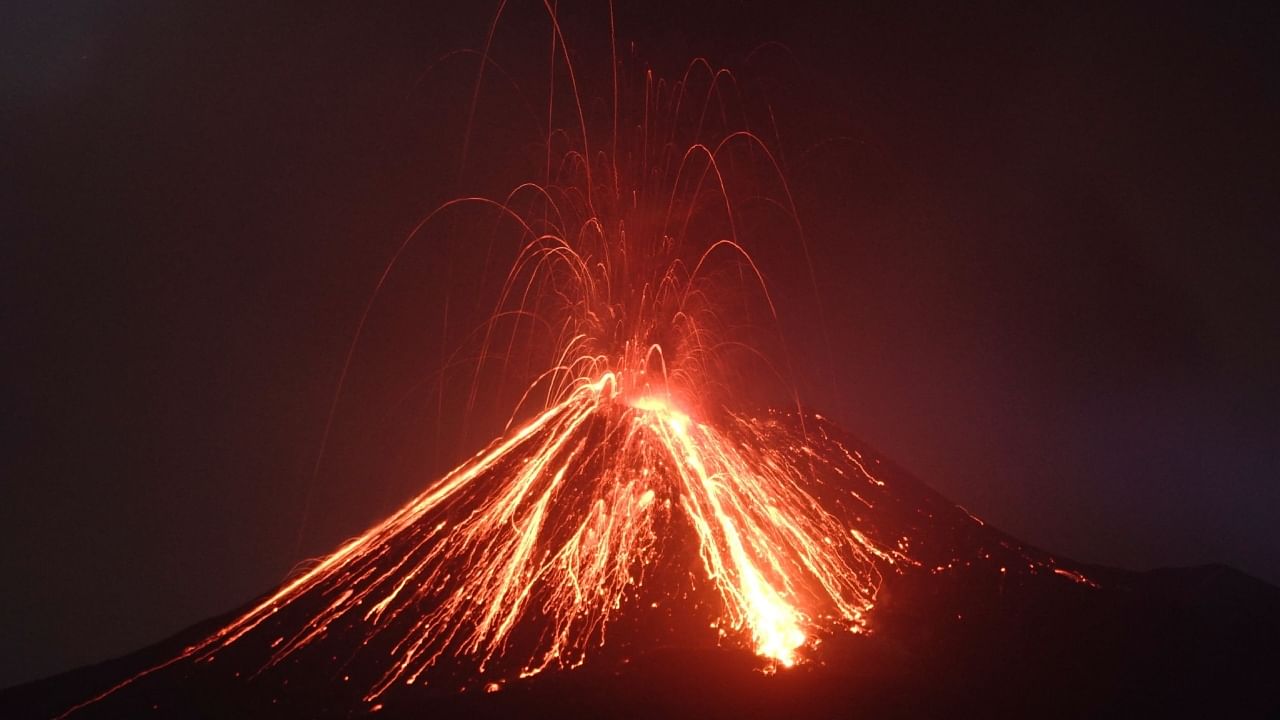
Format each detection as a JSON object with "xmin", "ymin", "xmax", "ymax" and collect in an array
[
  {"xmin": 6, "ymin": 7, "xmax": 1278, "ymax": 716},
  {"xmin": 5, "ymin": 389, "xmax": 1278, "ymax": 718}
]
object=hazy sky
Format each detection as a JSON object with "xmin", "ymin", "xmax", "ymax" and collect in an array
[{"xmin": 3, "ymin": 0, "xmax": 1276, "ymax": 689}]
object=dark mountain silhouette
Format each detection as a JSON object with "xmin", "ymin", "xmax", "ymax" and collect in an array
[{"xmin": 5, "ymin": 410, "xmax": 1278, "ymax": 718}]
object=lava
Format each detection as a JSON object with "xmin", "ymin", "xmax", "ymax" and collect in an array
[
  {"xmin": 60, "ymin": 375, "xmax": 901, "ymax": 718},
  {"xmin": 180, "ymin": 374, "xmax": 884, "ymax": 699}
]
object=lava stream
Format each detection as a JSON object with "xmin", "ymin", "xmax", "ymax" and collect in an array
[{"xmin": 120, "ymin": 373, "xmax": 885, "ymax": 705}]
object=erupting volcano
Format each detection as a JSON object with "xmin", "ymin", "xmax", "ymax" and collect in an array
[
  {"xmin": 10, "ymin": 5, "xmax": 1279, "ymax": 720},
  {"xmin": 51, "ymin": 22, "xmax": 963, "ymax": 708}
]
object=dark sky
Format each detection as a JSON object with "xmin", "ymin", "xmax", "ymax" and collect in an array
[{"xmin": 3, "ymin": 0, "xmax": 1277, "ymax": 690}]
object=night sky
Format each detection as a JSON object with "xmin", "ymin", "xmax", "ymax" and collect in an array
[{"xmin": 3, "ymin": 1, "xmax": 1277, "ymax": 689}]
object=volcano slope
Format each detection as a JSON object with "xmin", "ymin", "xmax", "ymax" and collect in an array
[{"xmin": 5, "ymin": 400, "xmax": 1279, "ymax": 719}]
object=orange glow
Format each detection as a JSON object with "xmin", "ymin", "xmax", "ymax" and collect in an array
[
  {"xmin": 60, "ymin": 373, "xmax": 895, "ymax": 720},
  {"xmin": 200, "ymin": 374, "xmax": 882, "ymax": 695},
  {"xmin": 54, "ymin": 6, "xmax": 1097, "ymax": 717}
]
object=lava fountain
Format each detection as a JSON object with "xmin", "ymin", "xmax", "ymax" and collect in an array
[{"xmin": 62, "ymin": 4, "xmax": 916, "ymax": 716}]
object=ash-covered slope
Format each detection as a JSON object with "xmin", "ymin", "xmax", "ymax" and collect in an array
[{"xmin": 6, "ymin": 404, "xmax": 1279, "ymax": 718}]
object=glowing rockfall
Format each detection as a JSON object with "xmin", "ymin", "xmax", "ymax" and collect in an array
[{"xmin": 78, "ymin": 372, "xmax": 885, "ymax": 707}]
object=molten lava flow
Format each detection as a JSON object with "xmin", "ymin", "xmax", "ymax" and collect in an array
[
  {"xmin": 60, "ymin": 373, "xmax": 902, "ymax": 720},
  {"xmin": 135, "ymin": 373, "xmax": 884, "ymax": 701}
]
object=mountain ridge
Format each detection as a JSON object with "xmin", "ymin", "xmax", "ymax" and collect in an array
[{"xmin": 5, "ymin": 410, "xmax": 1277, "ymax": 718}]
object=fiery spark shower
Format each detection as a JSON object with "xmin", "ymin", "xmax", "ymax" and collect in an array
[{"xmin": 56, "ymin": 5, "xmax": 1090, "ymax": 717}]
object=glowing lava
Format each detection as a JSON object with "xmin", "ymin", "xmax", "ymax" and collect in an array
[
  {"xmin": 61, "ymin": 373, "xmax": 902, "ymax": 720},
  {"xmin": 224, "ymin": 374, "xmax": 878, "ymax": 692}
]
